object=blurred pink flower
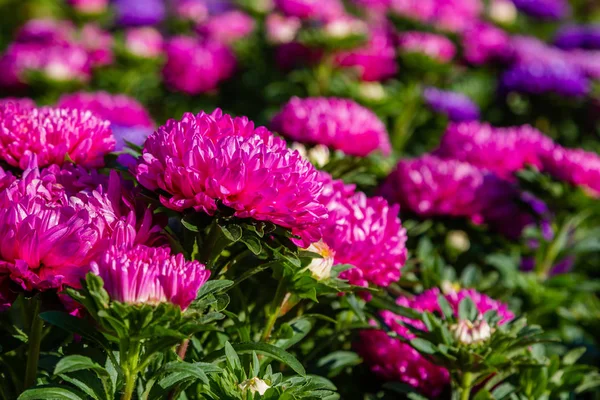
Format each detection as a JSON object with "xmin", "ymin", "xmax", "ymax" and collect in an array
[
  {"xmin": 124, "ymin": 27, "xmax": 164, "ymax": 59},
  {"xmin": 271, "ymin": 97, "xmax": 391, "ymax": 157},
  {"xmin": 15, "ymin": 19, "xmax": 76, "ymax": 45},
  {"xmin": 196, "ymin": 10, "xmax": 255, "ymax": 44},
  {"xmin": 397, "ymin": 31, "xmax": 456, "ymax": 62},
  {"xmin": 274, "ymin": 0, "xmax": 345, "ymax": 21},
  {"xmin": 0, "ymin": 97, "xmax": 35, "ymax": 109},
  {"xmin": 135, "ymin": 109, "xmax": 328, "ymax": 245},
  {"xmin": 461, "ymin": 22, "xmax": 511, "ymax": 65},
  {"xmin": 91, "ymin": 244, "xmax": 210, "ymax": 309},
  {"xmin": 265, "ymin": 14, "xmax": 301, "ymax": 44},
  {"xmin": 0, "ymin": 104, "xmax": 115, "ymax": 169},
  {"xmin": 68, "ymin": 0, "xmax": 109, "ymax": 14},
  {"xmin": 78, "ymin": 24, "xmax": 114, "ymax": 67},
  {"xmin": 163, "ymin": 36, "xmax": 236, "ymax": 94},
  {"xmin": 541, "ymin": 146, "xmax": 600, "ymax": 196}
]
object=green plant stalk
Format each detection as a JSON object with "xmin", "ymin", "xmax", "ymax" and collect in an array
[
  {"xmin": 459, "ymin": 372, "xmax": 473, "ymax": 400},
  {"xmin": 121, "ymin": 340, "xmax": 141, "ymax": 400},
  {"xmin": 260, "ymin": 279, "xmax": 288, "ymax": 342},
  {"xmin": 24, "ymin": 298, "xmax": 43, "ymax": 390}
]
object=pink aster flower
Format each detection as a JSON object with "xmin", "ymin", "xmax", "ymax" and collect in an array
[
  {"xmin": 461, "ymin": 22, "xmax": 511, "ymax": 65},
  {"xmin": 15, "ymin": 19, "xmax": 76, "ymax": 45},
  {"xmin": 435, "ymin": 122, "xmax": 555, "ymax": 179},
  {"xmin": 270, "ymin": 97, "xmax": 391, "ymax": 157},
  {"xmin": 265, "ymin": 13, "xmax": 301, "ymax": 44},
  {"xmin": 318, "ymin": 175, "xmax": 407, "ymax": 288},
  {"xmin": 389, "ymin": 0, "xmax": 435, "ymax": 22},
  {"xmin": 274, "ymin": 0, "xmax": 346, "ymax": 21},
  {"xmin": 174, "ymin": 0, "xmax": 209, "ymax": 23},
  {"xmin": 57, "ymin": 91, "xmax": 154, "ymax": 150},
  {"xmin": 432, "ymin": 0, "xmax": 482, "ymax": 32},
  {"xmin": 356, "ymin": 288, "xmax": 512, "ymax": 396},
  {"xmin": 0, "ymin": 97, "xmax": 35, "ymax": 109},
  {"xmin": 0, "ymin": 165, "xmax": 16, "ymax": 192},
  {"xmin": 334, "ymin": 28, "xmax": 398, "ymax": 81},
  {"xmin": 397, "ymin": 31, "xmax": 456, "ymax": 62},
  {"xmin": 135, "ymin": 109, "xmax": 328, "ymax": 246},
  {"xmin": 541, "ymin": 146, "xmax": 600, "ymax": 196},
  {"xmin": 124, "ymin": 27, "xmax": 164, "ymax": 59},
  {"xmin": 0, "ymin": 103, "xmax": 115, "ymax": 169},
  {"xmin": 196, "ymin": 10, "xmax": 255, "ymax": 44},
  {"xmin": 78, "ymin": 24, "xmax": 114, "ymax": 67},
  {"xmin": 90, "ymin": 244, "xmax": 210, "ymax": 310},
  {"xmin": 0, "ymin": 42, "xmax": 91, "ymax": 88},
  {"xmin": 163, "ymin": 36, "xmax": 236, "ymax": 95}
]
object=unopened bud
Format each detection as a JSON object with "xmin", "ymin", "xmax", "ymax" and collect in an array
[{"xmin": 452, "ymin": 319, "xmax": 493, "ymax": 344}]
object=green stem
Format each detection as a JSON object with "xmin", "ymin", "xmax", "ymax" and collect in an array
[
  {"xmin": 121, "ymin": 341, "xmax": 140, "ymax": 400},
  {"xmin": 460, "ymin": 372, "xmax": 473, "ymax": 400},
  {"xmin": 260, "ymin": 279, "xmax": 288, "ymax": 342},
  {"xmin": 24, "ymin": 299, "xmax": 43, "ymax": 389}
]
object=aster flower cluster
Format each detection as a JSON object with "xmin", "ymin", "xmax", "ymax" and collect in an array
[
  {"xmin": 422, "ymin": 88, "xmax": 481, "ymax": 122},
  {"xmin": 397, "ymin": 31, "xmax": 456, "ymax": 63}
]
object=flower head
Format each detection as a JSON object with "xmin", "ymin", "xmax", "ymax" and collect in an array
[
  {"xmin": 57, "ymin": 91, "xmax": 154, "ymax": 150},
  {"xmin": 163, "ymin": 36, "xmax": 236, "ymax": 95},
  {"xmin": 397, "ymin": 31, "xmax": 456, "ymax": 62},
  {"xmin": 271, "ymin": 97, "xmax": 391, "ymax": 156},
  {"xmin": 0, "ymin": 97, "xmax": 35, "ymax": 109},
  {"xmin": 554, "ymin": 25, "xmax": 600, "ymax": 50},
  {"xmin": 319, "ymin": 175, "xmax": 407, "ymax": 288},
  {"xmin": 334, "ymin": 28, "xmax": 398, "ymax": 81},
  {"xmin": 114, "ymin": 0, "xmax": 166, "ymax": 26},
  {"xmin": 68, "ymin": 0, "xmax": 108, "ymax": 15},
  {"xmin": 0, "ymin": 104, "xmax": 115, "ymax": 169},
  {"xmin": 91, "ymin": 244, "xmax": 210, "ymax": 310},
  {"xmin": 541, "ymin": 146, "xmax": 600, "ymax": 196},
  {"xmin": 15, "ymin": 19, "xmax": 76, "ymax": 45},
  {"xmin": 435, "ymin": 121, "xmax": 554, "ymax": 179},
  {"xmin": 274, "ymin": 0, "xmax": 345, "ymax": 21},
  {"xmin": 135, "ymin": 109, "xmax": 328, "ymax": 246},
  {"xmin": 461, "ymin": 22, "xmax": 511, "ymax": 65},
  {"xmin": 511, "ymin": 0, "xmax": 569, "ymax": 20},
  {"xmin": 78, "ymin": 24, "xmax": 114, "ymax": 68},
  {"xmin": 174, "ymin": 0, "xmax": 209, "ymax": 23},
  {"xmin": 265, "ymin": 14, "xmax": 301, "ymax": 44},
  {"xmin": 124, "ymin": 27, "xmax": 163, "ymax": 59},
  {"xmin": 304, "ymin": 240, "xmax": 335, "ymax": 280},
  {"xmin": 423, "ymin": 88, "xmax": 480, "ymax": 122},
  {"xmin": 196, "ymin": 11, "xmax": 255, "ymax": 44},
  {"xmin": 239, "ymin": 377, "xmax": 271, "ymax": 395}
]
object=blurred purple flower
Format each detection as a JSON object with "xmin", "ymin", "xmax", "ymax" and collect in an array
[
  {"xmin": 511, "ymin": 0, "xmax": 569, "ymax": 20},
  {"xmin": 423, "ymin": 88, "xmax": 480, "ymax": 122},
  {"xmin": 114, "ymin": 0, "xmax": 166, "ymax": 26}
]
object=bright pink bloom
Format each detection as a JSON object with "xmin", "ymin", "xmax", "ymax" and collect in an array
[
  {"xmin": 334, "ymin": 28, "xmax": 398, "ymax": 81},
  {"xmin": 79, "ymin": 24, "xmax": 114, "ymax": 67},
  {"xmin": 135, "ymin": 109, "xmax": 328, "ymax": 245},
  {"xmin": 461, "ymin": 22, "xmax": 511, "ymax": 65},
  {"xmin": 265, "ymin": 14, "xmax": 301, "ymax": 44},
  {"xmin": 390, "ymin": 0, "xmax": 482, "ymax": 32},
  {"xmin": 196, "ymin": 10, "xmax": 255, "ymax": 44},
  {"xmin": 163, "ymin": 36, "xmax": 236, "ymax": 95},
  {"xmin": 0, "ymin": 165, "xmax": 16, "ymax": 192},
  {"xmin": 0, "ymin": 104, "xmax": 115, "ymax": 169},
  {"xmin": 15, "ymin": 19, "xmax": 76, "ymax": 45},
  {"xmin": 397, "ymin": 31, "xmax": 456, "ymax": 62},
  {"xmin": 124, "ymin": 27, "xmax": 164, "ymax": 58},
  {"xmin": 318, "ymin": 175, "xmax": 407, "ymax": 288},
  {"xmin": 274, "ymin": 0, "xmax": 346, "ymax": 21},
  {"xmin": 435, "ymin": 122, "xmax": 555, "ymax": 179},
  {"xmin": 271, "ymin": 97, "xmax": 391, "ymax": 157},
  {"xmin": 389, "ymin": 0, "xmax": 435, "ymax": 22},
  {"xmin": 91, "ymin": 244, "xmax": 210, "ymax": 310},
  {"xmin": 541, "ymin": 146, "xmax": 600, "ymax": 196},
  {"xmin": 0, "ymin": 97, "xmax": 35, "ymax": 109},
  {"xmin": 356, "ymin": 288, "xmax": 512, "ymax": 397},
  {"xmin": 174, "ymin": 0, "xmax": 208, "ymax": 23},
  {"xmin": 69, "ymin": 0, "xmax": 108, "ymax": 14},
  {"xmin": 0, "ymin": 42, "xmax": 90, "ymax": 88}
]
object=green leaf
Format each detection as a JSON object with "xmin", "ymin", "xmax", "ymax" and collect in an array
[
  {"xmin": 158, "ymin": 361, "xmax": 220, "ymax": 388},
  {"xmin": 458, "ymin": 297, "xmax": 478, "ymax": 322},
  {"xmin": 220, "ymin": 224, "xmax": 243, "ymax": 242},
  {"xmin": 316, "ymin": 351, "xmax": 362, "ymax": 378},
  {"xmin": 562, "ymin": 347, "xmax": 587, "ymax": 366},
  {"xmin": 194, "ymin": 279, "xmax": 233, "ymax": 299},
  {"xmin": 241, "ymin": 234, "xmax": 263, "ymax": 255},
  {"xmin": 39, "ymin": 312, "xmax": 111, "ymax": 350},
  {"xmin": 54, "ymin": 355, "xmax": 109, "ymax": 377},
  {"xmin": 18, "ymin": 386, "xmax": 86, "ymax": 400},
  {"xmin": 206, "ymin": 342, "xmax": 306, "ymax": 376},
  {"xmin": 274, "ymin": 318, "xmax": 313, "ymax": 350},
  {"xmin": 181, "ymin": 217, "xmax": 200, "ymax": 232},
  {"xmin": 437, "ymin": 294, "xmax": 454, "ymax": 320},
  {"xmin": 370, "ymin": 296, "xmax": 422, "ymax": 321},
  {"xmin": 224, "ymin": 342, "xmax": 242, "ymax": 376},
  {"xmin": 410, "ymin": 338, "xmax": 437, "ymax": 355}
]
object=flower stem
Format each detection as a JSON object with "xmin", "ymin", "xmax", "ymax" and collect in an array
[
  {"xmin": 24, "ymin": 298, "xmax": 43, "ymax": 389},
  {"xmin": 260, "ymin": 279, "xmax": 288, "ymax": 342},
  {"xmin": 121, "ymin": 341, "xmax": 140, "ymax": 400},
  {"xmin": 460, "ymin": 372, "xmax": 473, "ymax": 400}
]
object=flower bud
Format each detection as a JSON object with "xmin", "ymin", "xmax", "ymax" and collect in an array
[
  {"xmin": 239, "ymin": 377, "xmax": 271, "ymax": 395},
  {"xmin": 305, "ymin": 240, "xmax": 335, "ymax": 280},
  {"xmin": 452, "ymin": 319, "xmax": 493, "ymax": 344}
]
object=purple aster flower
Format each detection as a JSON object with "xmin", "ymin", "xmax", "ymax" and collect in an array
[
  {"xmin": 270, "ymin": 97, "xmax": 391, "ymax": 157},
  {"xmin": 357, "ymin": 288, "xmax": 512, "ymax": 397},
  {"xmin": 274, "ymin": 0, "xmax": 346, "ymax": 21},
  {"xmin": 461, "ymin": 22, "xmax": 511, "ymax": 65},
  {"xmin": 318, "ymin": 174, "xmax": 407, "ymax": 289},
  {"xmin": 196, "ymin": 10, "xmax": 255, "ymax": 44},
  {"xmin": 554, "ymin": 25, "xmax": 600, "ymax": 50},
  {"xmin": 135, "ymin": 109, "xmax": 328, "ymax": 246},
  {"xmin": 114, "ymin": 0, "xmax": 166, "ymax": 26},
  {"xmin": 397, "ymin": 31, "xmax": 456, "ymax": 63},
  {"xmin": 0, "ymin": 97, "xmax": 35, "ymax": 109},
  {"xmin": 57, "ymin": 91, "xmax": 155, "ymax": 151},
  {"xmin": 569, "ymin": 50, "xmax": 600, "ymax": 80},
  {"xmin": 0, "ymin": 103, "xmax": 115, "ymax": 169},
  {"xmin": 541, "ymin": 146, "xmax": 600, "ymax": 196},
  {"xmin": 501, "ymin": 59, "xmax": 589, "ymax": 97},
  {"xmin": 511, "ymin": 0, "xmax": 569, "ymax": 20},
  {"xmin": 435, "ymin": 121, "xmax": 555, "ymax": 179},
  {"xmin": 91, "ymin": 244, "xmax": 210, "ymax": 310},
  {"xmin": 163, "ymin": 36, "xmax": 236, "ymax": 95},
  {"xmin": 334, "ymin": 28, "xmax": 398, "ymax": 81},
  {"xmin": 423, "ymin": 88, "xmax": 480, "ymax": 122}
]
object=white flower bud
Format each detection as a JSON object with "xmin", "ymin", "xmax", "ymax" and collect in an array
[
  {"xmin": 305, "ymin": 240, "xmax": 335, "ymax": 280},
  {"xmin": 239, "ymin": 377, "xmax": 271, "ymax": 395}
]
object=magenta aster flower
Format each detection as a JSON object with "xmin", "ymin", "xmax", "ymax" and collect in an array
[
  {"xmin": 432, "ymin": 0, "xmax": 482, "ymax": 32},
  {"xmin": 196, "ymin": 10, "xmax": 255, "ymax": 44},
  {"xmin": 0, "ymin": 42, "xmax": 91, "ymax": 88},
  {"xmin": 78, "ymin": 24, "xmax": 114, "ymax": 68},
  {"xmin": 318, "ymin": 175, "xmax": 407, "ymax": 288},
  {"xmin": 274, "ymin": 0, "xmax": 345, "ymax": 21},
  {"xmin": 461, "ymin": 22, "xmax": 511, "ymax": 65},
  {"xmin": 68, "ymin": 0, "xmax": 108, "ymax": 14},
  {"xmin": 135, "ymin": 109, "xmax": 328, "ymax": 246},
  {"xmin": 124, "ymin": 27, "xmax": 163, "ymax": 59},
  {"xmin": 174, "ymin": 0, "xmax": 209, "ymax": 23},
  {"xmin": 356, "ymin": 288, "xmax": 512, "ymax": 396},
  {"xmin": 265, "ymin": 14, "xmax": 301, "ymax": 44},
  {"xmin": 541, "ymin": 146, "xmax": 600, "ymax": 196},
  {"xmin": 0, "ymin": 165, "xmax": 16, "ymax": 193},
  {"xmin": 435, "ymin": 121, "xmax": 555, "ymax": 179},
  {"xmin": 57, "ymin": 91, "xmax": 154, "ymax": 150},
  {"xmin": 389, "ymin": 0, "xmax": 435, "ymax": 23},
  {"xmin": 163, "ymin": 36, "xmax": 236, "ymax": 95},
  {"xmin": 91, "ymin": 244, "xmax": 210, "ymax": 310},
  {"xmin": 270, "ymin": 97, "xmax": 391, "ymax": 157},
  {"xmin": 423, "ymin": 88, "xmax": 481, "ymax": 122},
  {"xmin": 0, "ymin": 104, "xmax": 115, "ymax": 169},
  {"xmin": 397, "ymin": 31, "xmax": 456, "ymax": 62},
  {"xmin": 15, "ymin": 19, "xmax": 76, "ymax": 45},
  {"xmin": 0, "ymin": 97, "xmax": 35, "ymax": 109},
  {"xmin": 334, "ymin": 28, "xmax": 398, "ymax": 81}
]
